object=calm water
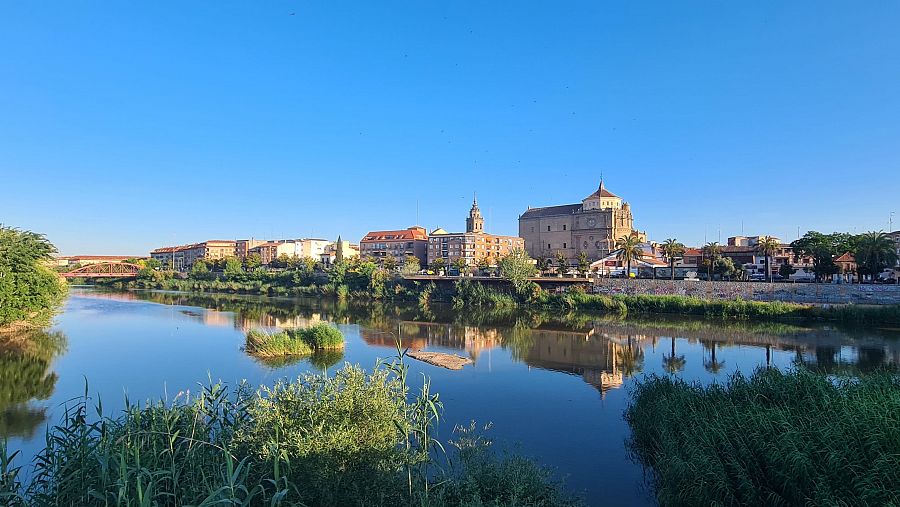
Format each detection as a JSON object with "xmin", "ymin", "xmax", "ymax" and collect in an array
[{"xmin": 5, "ymin": 288, "xmax": 900, "ymax": 505}]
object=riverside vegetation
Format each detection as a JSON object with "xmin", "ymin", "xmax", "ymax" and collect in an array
[
  {"xmin": 0, "ymin": 342, "xmax": 581, "ymax": 506},
  {"xmin": 100, "ymin": 252, "xmax": 900, "ymax": 326},
  {"xmin": 0, "ymin": 227, "xmax": 67, "ymax": 330},
  {"xmin": 625, "ymin": 368, "xmax": 900, "ymax": 506},
  {"xmin": 245, "ymin": 323, "xmax": 345, "ymax": 359}
]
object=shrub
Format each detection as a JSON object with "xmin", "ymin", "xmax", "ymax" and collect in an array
[
  {"xmin": 0, "ymin": 227, "xmax": 67, "ymax": 328},
  {"xmin": 626, "ymin": 369, "xmax": 900, "ymax": 506}
]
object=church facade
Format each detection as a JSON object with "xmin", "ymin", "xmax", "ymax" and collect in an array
[{"xmin": 518, "ymin": 182, "xmax": 644, "ymax": 265}]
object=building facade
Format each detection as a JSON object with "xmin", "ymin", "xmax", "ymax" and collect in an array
[
  {"xmin": 248, "ymin": 238, "xmax": 333, "ymax": 265},
  {"xmin": 427, "ymin": 198, "xmax": 525, "ymax": 269},
  {"xmin": 360, "ymin": 226, "xmax": 429, "ymax": 265},
  {"xmin": 518, "ymin": 181, "xmax": 644, "ymax": 265},
  {"xmin": 150, "ymin": 240, "xmax": 237, "ymax": 271}
]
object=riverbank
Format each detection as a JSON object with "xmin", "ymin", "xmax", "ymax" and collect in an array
[
  {"xmin": 625, "ymin": 369, "xmax": 900, "ymax": 505},
  {"xmin": 100, "ymin": 276, "xmax": 900, "ymax": 327}
]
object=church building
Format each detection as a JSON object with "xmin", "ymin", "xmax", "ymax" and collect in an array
[
  {"xmin": 427, "ymin": 196, "xmax": 525, "ymax": 269},
  {"xmin": 518, "ymin": 181, "xmax": 645, "ymax": 265}
]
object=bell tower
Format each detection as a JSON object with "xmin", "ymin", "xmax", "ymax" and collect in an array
[{"xmin": 466, "ymin": 193, "xmax": 484, "ymax": 233}]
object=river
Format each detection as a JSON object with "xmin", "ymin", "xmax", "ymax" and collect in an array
[{"xmin": 4, "ymin": 288, "xmax": 899, "ymax": 505}]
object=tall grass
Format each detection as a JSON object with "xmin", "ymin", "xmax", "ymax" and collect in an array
[
  {"xmin": 245, "ymin": 323, "xmax": 344, "ymax": 358},
  {"xmin": 0, "ymin": 350, "xmax": 581, "ymax": 505},
  {"xmin": 625, "ymin": 368, "xmax": 900, "ymax": 506}
]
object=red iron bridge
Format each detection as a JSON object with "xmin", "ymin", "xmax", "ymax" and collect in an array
[{"xmin": 60, "ymin": 262, "xmax": 141, "ymax": 278}]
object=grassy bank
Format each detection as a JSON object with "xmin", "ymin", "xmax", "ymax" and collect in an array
[
  {"xmin": 104, "ymin": 274, "xmax": 900, "ymax": 327},
  {"xmin": 625, "ymin": 369, "xmax": 900, "ymax": 506},
  {"xmin": 0, "ymin": 359, "xmax": 580, "ymax": 506},
  {"xmin": 245, "ymin": 323, "xmax": 344, "ymax": 358}
]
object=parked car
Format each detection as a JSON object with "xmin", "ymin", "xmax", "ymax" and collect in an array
[{"xmin": 748, "ymin": 273, "xmax": 766, "ymax": 282}]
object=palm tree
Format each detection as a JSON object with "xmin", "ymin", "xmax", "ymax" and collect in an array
[
  {"xmin": 755, "ymin": 236, "xmax": 780, "ymax": 283},
  {"xmin": 701, "ymin": 242, "xmax": 721, "ymax": 281},
  {"xmin": 703, "ymin": 342, "xmax": 726, "ymax": 375},
  {"xmin": 661, "ymin": 238, "xmax": 686, "ymax": 281},
  {"xmin": 854, "ymin": 231, "xmax": 899, "ymax": 282},
  {"xmin": 615, "ymin": 234, "xmax": 644, "ymax": 279},
  {"xmin": 616, "ymin": 337, "xmax": 645, "ymax": 377},
  {"xmin": 662, "ymin": 336, "xmax": 686, "ymax": 374}
]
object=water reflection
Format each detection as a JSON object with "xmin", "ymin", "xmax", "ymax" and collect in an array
[
  {"xmin": 0, "ymin": 329, "xmax": 67, "ymax": 438},
  {"xmin": 78, "ymin": 289, "xmax": 900, "ymax": 396}
]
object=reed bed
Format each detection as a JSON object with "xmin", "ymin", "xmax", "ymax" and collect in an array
[
  {"xmin": 0, "ymin": 360, "xmax": 581, "ymax": 506},
  {"xmin": 625, "ymin": 368, "xmax": 900, "ymax": 506},
  {"xmin": 245, "ymin": 323, "xmax": 344, "ymax": 358}
]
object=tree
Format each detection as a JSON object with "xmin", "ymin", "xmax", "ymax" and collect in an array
[
  {"xmin": 791, "ymin": 232, "xmax": 846, "ymax": 282},
  {"xmin": 0, "ymin": 226, "xmax": 67, "ymax": 327},
  {"xmin": 534, "ymin": 256, "xmax": 550, "ymax": 275},
  {"xmin": 713, "ymin": 256, "xmax": 736, "ymax": 279},
  {"xmin": 224, "ymin": 257, "xmax": 244, "ymax": 280},
  {"xmin": 334, "ymin": 236, "xmax": 344, "ymax": 265},
  {"xmin": 554, "ymin": 250, "xmax": 569, "ymax": 276},
  {"xmin": 701, "ymin": 242, "xmax": 721, "ymax": 281},
  {"xmin": 451, "ymin": 257, "xmax": 468, "ymax": 276},
  {"xmin": 190, "ymin": 260, "xmax": 210, "ymax": 280},
  {"xmin": 661, "ymin": 238, "xmax": 686, "ymax": 281},
  {"xmin": 854, "ymin": 231, "xmax": 898, "ymax": 281},
  {"xmin": 755, "ymin": 236, "xmax": 780, "ymax": 283},
  {"xmin": 779, "ymin": 262, "xmax": 796, "ymax": 280},
  {"xmin": 244, "ymin": 253, "xmax": 262, "ymax": 270},
  {"xmin": 577, "ymin": 251, "xmax": 590, "ymax": 277},
  {"xmin": 616, "ymin": 235, "xmax": 644, "ymax": 278},
  {"xmin": 381, "ymin": 255, "xmax": 397, "ymax": 272},
  {"xmin": 662, "ymin": 337, "xmax": 686, "ymax": 374},
  {"xmin": 430, "ymin": 257, "xmax": 446, "ymax": 275},
  {"xmin": 476, "ymin": 255, "xmax": 491, "ymax": 275},
  {"xmin": 400, "ymin": 255, "xmax": 420, "ymax": 276},
  {"xmin": 498, "ymin": 248, "xmax": 536, "ymax": 295}
]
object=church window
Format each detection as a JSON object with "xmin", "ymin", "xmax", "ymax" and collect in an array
[{"xmin": 563, "ymin": 224, "xmax": 567, "ymax": 231}]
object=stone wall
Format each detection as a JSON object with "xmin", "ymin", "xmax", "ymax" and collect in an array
[{"xmin": 592, "ymin": 279, "xmax": 900, "ymax": 305}]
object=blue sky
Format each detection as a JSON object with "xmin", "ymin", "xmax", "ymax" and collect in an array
[{"xmin": 2, "ymin": 1, "xmax": 898, "ymax": 255}]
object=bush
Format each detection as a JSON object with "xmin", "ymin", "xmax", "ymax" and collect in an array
[
  {"xmin": 626, "ymin": 369, "xmax": 900, "ymax": 506},
  {"xmin": 0, "ymin": 227, "xmax": 67, "ymax": 328}
]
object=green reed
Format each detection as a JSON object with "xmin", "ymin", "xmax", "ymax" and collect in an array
[
  {"xmin": 625, "ymin": 368, "xmax": 900, "ymax": 506},
  {"xmin": 1, "ymin": 351, "xmax": 580, "ymax": 506},
  {"xmin": 245, "ymin": 323, "xmax": 344, "ymax": 358}
]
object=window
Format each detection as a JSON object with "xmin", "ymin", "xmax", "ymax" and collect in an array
[
  {"xmin": 563, "ymin": 225, "xmax": 567, "ymax": 231},
  {"xmin": 563, "ymin": 243, "xmax": 567, "ymax": 249},
  {"xmin": 548, "ymin": 244, "xmax": 551, "ymax": 250},
  {"xmin": 547, "ymin": 226, "xmax": 551, "ymax": 231}
]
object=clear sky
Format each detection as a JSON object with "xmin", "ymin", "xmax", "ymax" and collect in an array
[{"xmin": 2, "ymin": 1, "xmax": 899, "ymax": 255}]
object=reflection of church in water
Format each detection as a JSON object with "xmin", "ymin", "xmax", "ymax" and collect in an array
[{"xmin": 360, "ymin": 321, "xmax": 636, "ymax": 397}]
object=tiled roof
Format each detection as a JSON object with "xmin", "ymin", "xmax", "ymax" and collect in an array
[
  {"xmin": 362, "ymin": 228, "xmax": 427, "ymax": 242},
  {"xmin": 519, "ymin": 204, "xmax": 582, "ymax": 219},
  {"xmin": 584, "ymin": 186, "xmax": 619, "ymax": 199},
  {"xmin": 834, "ymin": 252, "xmax": 855, "ymax": 263}
]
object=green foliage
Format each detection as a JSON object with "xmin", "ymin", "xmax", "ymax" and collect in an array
[
  {"xmin": 661, "ymin": 239, "xmax": 686, "ymax": 280},
  {"xmin": 401, "ymin": 255, "xmax": 421, "ymax": 276},
  {"xmin": 190, "ymin": 259, "xmax": 210, "ymax": 279},
  {"xmin": 554, "ymin": 250, "xmax": 568, "ymax": 275},
  {"xmin": 431, "ymin": 257, "xmax": 446, "ymax": 273},
  {"xmin": 0, "ymin": 226, "xmax": 67, "ymax": 327},
  {"xmin": 613, "ymin": 294, "xmax": 808, "ymax": 319},
  {"xmin": 244, "ymin": 253, "xmax": 263, "ymax": 270},
  {"xmin": 224, "ymin": 256, "xmax": 245, "ymax": 280},
  {"xmin": 854, "ymin": 231, "xmax": 898, "ymax": 279},
  {"xmin": 452, "ymin": 279, "xmax": 518, "ymax": 309},
  {"xmin": 0, "ymin": 361, "xmax": 580, "ymax": 506},
  {"xmin": 626, "ymin": 369, "xmax": 900, "ymax": 506},
  {"xmin": 791, "ymin": 231, "xmax": 851, "ymax": 280},
  {"xmin": 498, "ymin": 248, "xmax": 536, "ymax": 295},
  {"xmin": 779, "ymin": 262, "xmax": 796, "ymax": 279},
  {"xmin": 245, "ymin": 323, "xmax": 344, "ymax": 358},
  {"xmin": 616, "ymin": 235, "xmax": 644, "ymax": 276},
  {"xmin": 577, "ymin": 251, "xmax": 590, "ymax": 276}
]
